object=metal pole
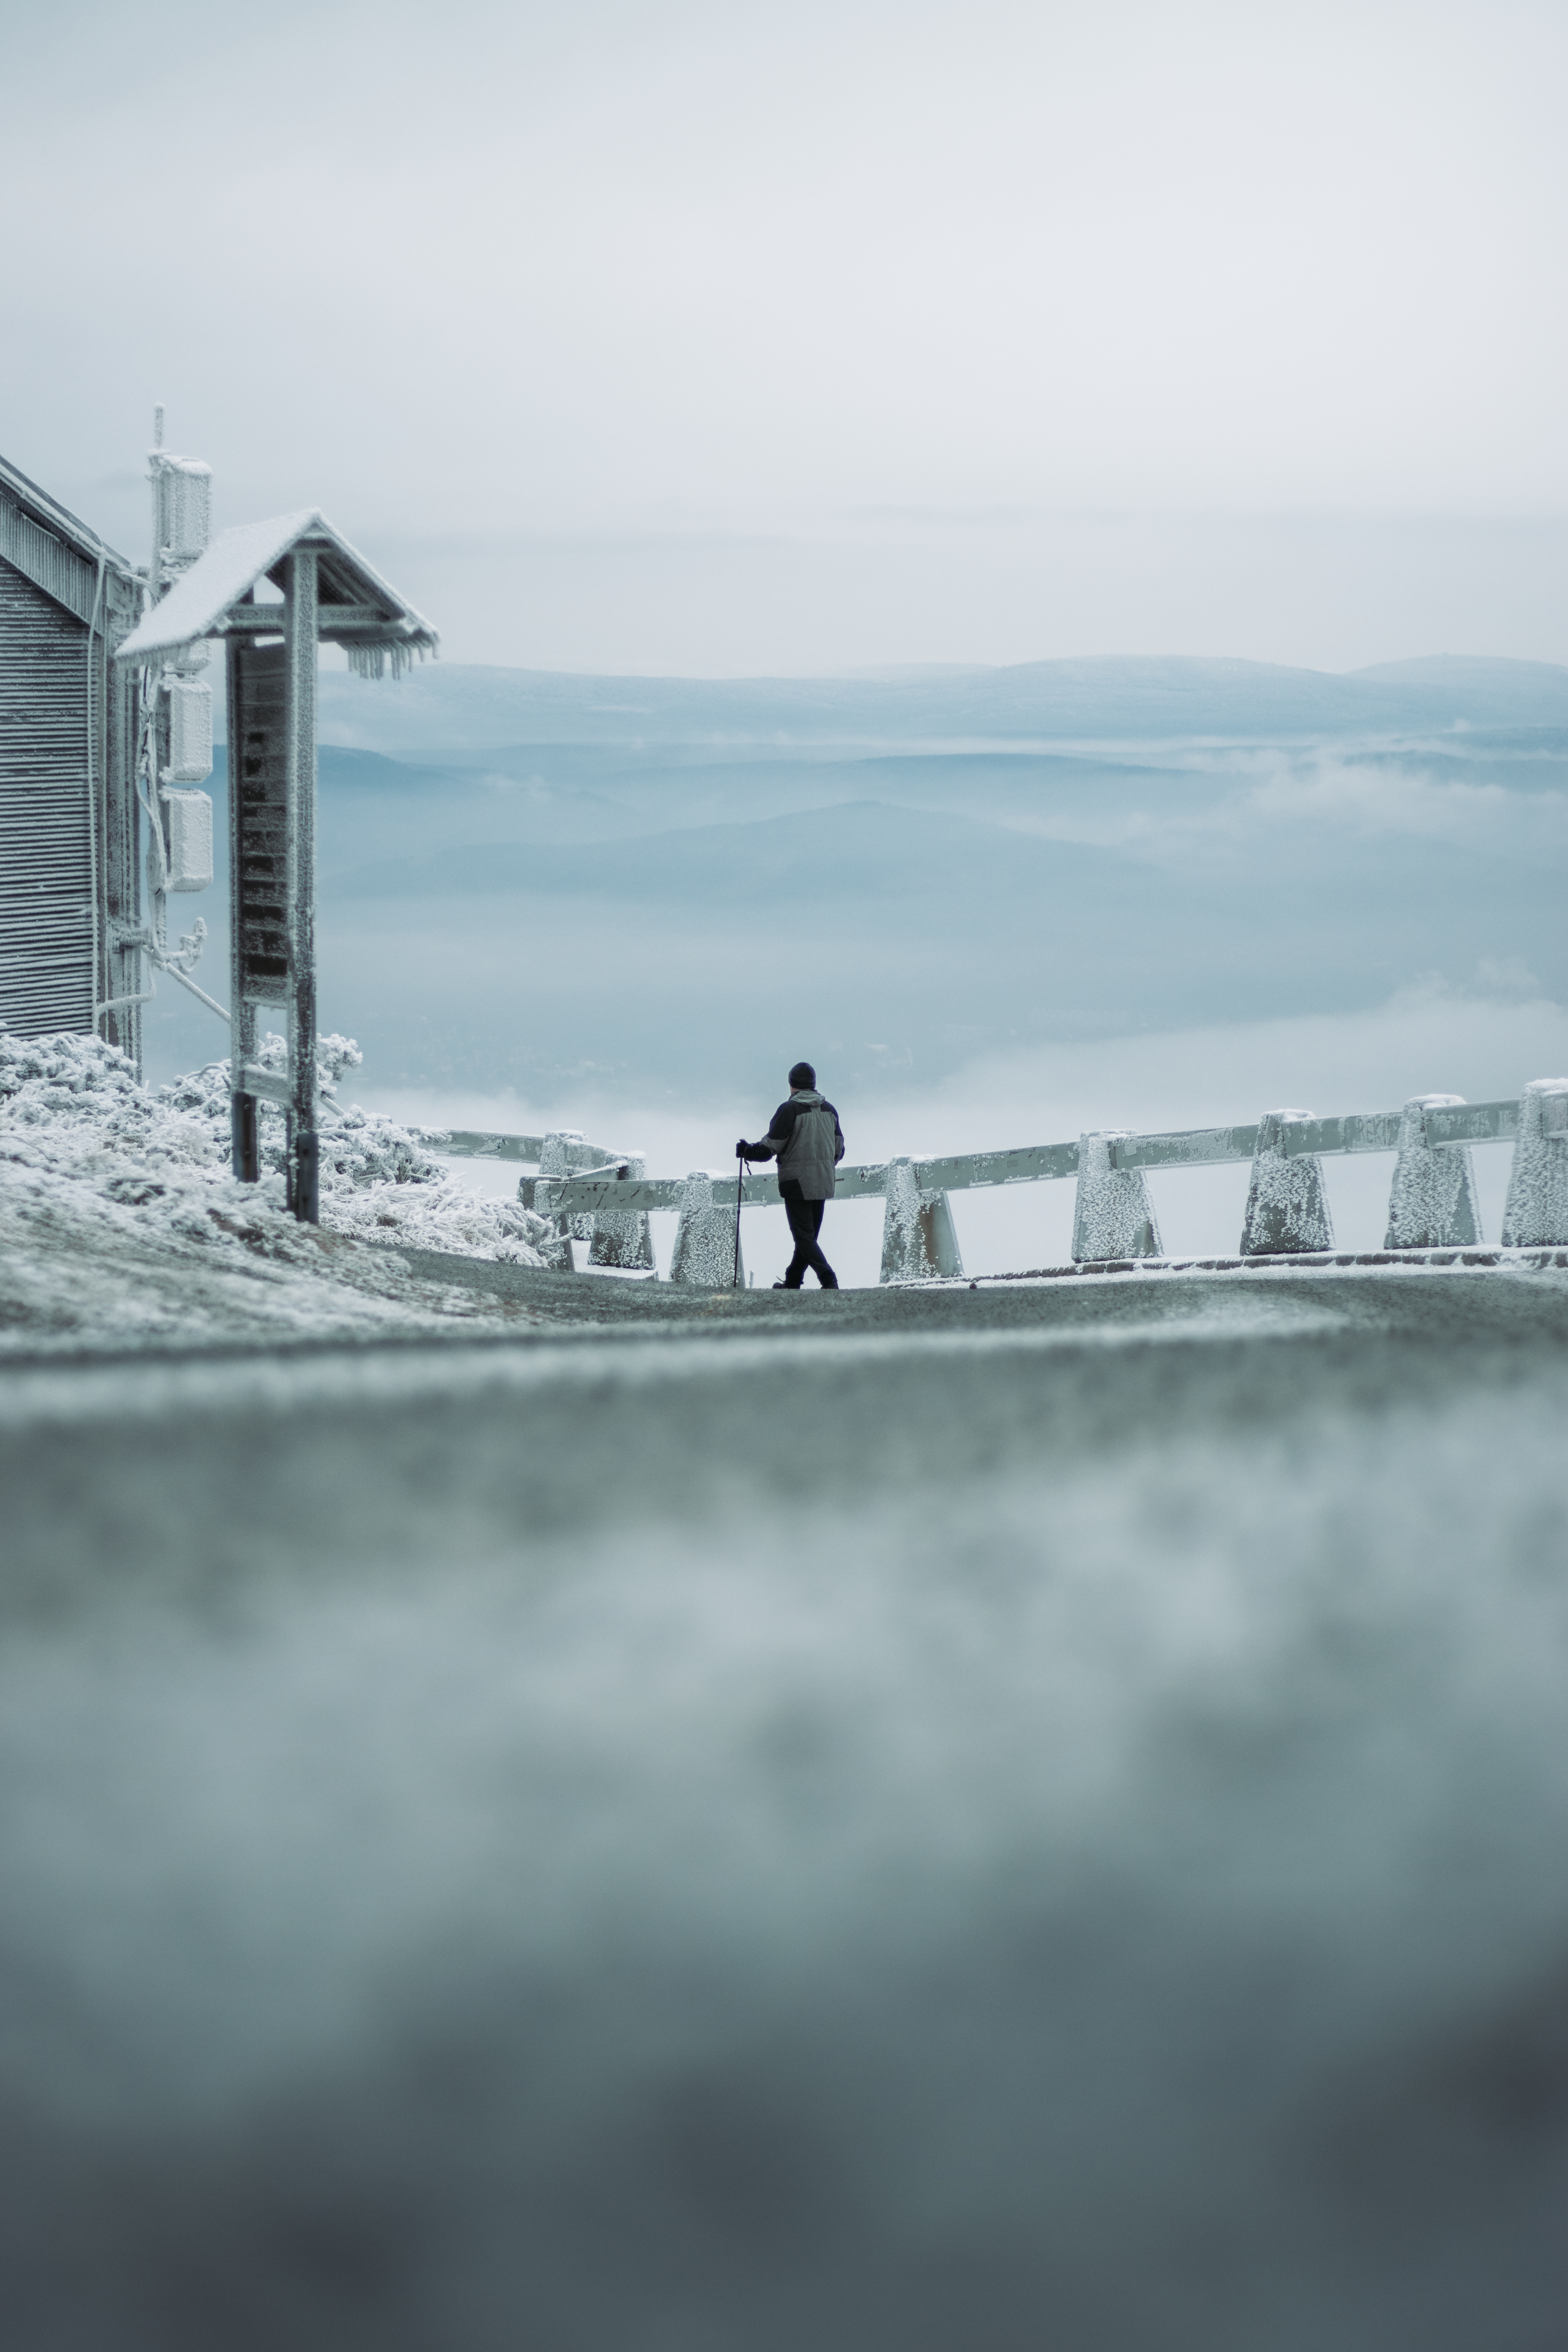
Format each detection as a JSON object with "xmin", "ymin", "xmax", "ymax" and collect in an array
[
  {"xmin": 284, "ymin": 548, "xmax": 319, "ymax": 1222},
  {"xmin": 733, "ymin": 1145, "xmax": 744, "ymax": 1288},
  {"xmin": 104, "ymin": 647, "xmax": 143, "ymax": 1072}
]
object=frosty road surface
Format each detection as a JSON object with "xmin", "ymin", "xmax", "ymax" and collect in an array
[{"xmin": 3, "ymin": 1267, "xmax": 1568, "ymax": 2350}]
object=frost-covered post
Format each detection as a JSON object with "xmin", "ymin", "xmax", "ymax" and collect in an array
[
  {"xmin": 879, "ymin": 1157, "xmax": 963, "ymax": 1282},
  {"xmin": 587, "ymin": 1154, "xmax": 655, "ymax": 1270},
  {"xmin": 1501, "ymin": 1079, "xmax": 1568, "ymax": 1246},
  {"xmin": 284, "ymin": 546, "xmax": 319, "ymax": 1222},
  {"xmin": 1240, "ymin": 1110, "xmax": 1334, "ymax": 1255},
  {"xmin": 1071, "ymin": 1132, "xmax": 1161, "ymax": 1263},
  {"xmin": 1385, "ymin": 1094, "xmax": 1481, "ymax": 1249},
  {"xmin": 527, "ymin": 1176, "xmax": 574, "ymax": 1271},
  {"xmin": 670, "ymin": 1171, "xmax": 742, "ymax": 1287},
  {"xmin": 540, "ymin": 1130, "xmax": 592, "ymax": 1242}
]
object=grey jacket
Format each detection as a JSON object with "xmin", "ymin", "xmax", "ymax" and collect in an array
[{"xmin": 747, "ymin": 1091, "xmax": 846, "ymax": 1200}]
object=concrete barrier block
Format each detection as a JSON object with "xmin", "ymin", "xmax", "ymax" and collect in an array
[
  {"xmin": 1241, "ymin": 1110, "xmax": 1334, "ymax": 1255},
  {"xmin": 540, "ymin": 1129, "xmax": 593, "ymax": 1240},
  {"xmin": 880, "ymin": 1157, "xmax": 964, "ymax": 1282},
  {"xmin": 587, "ymin": 1154, "xmax": 655, "ymax": 1270},
  {"xmin": 527, "ymin": 1179, "xmax": 574, "ymax": 1271},
  {"xmin": 1385, "ymin": 1094, "xmax": 1481, "ymax": 1249},
  {"xmin": 1071, "ymin": 1132, "xmax": 1161, "ymax": 1263},
  {"xmin": 669, "ymin": 1171, "xmax": 743, "ymax": 1288},
  {"xmin": 1501, "ymin": 1079, "xmax": 1568, "ymax": 1246}
]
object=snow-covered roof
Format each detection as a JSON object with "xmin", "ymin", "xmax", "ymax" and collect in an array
[
  {"xmin": 0, "ymin": 449, "xmax": 140, "ymax": 630},
  {"xmin": 0, "ymin": 451, "xmax": 136, "ymax": 579},
  {"xmin": 114, "ymin": 508, "xmax": 437, "ymax": 671}
]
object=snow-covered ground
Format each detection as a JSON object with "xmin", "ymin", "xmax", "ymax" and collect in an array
[{"xmin": 0, "ymin": 1029, "xmax": 555, "ymax": 1352}]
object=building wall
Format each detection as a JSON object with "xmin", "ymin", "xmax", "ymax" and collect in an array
[{"xmin": 0, "ymin": 555, "xmax": 98, "ymax": 1038}]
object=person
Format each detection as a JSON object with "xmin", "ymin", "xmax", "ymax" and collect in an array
[{"xmin": 738, "ymin": 1062, "xmax": 845, "ymax": 1290}]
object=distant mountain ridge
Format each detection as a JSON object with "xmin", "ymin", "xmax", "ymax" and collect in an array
[
  {"xmin": 314, "ymin": 653, "xmax": 1568, "ymax": 757},
  {"xmin": 331, "ymin": 799, "xmax": 1140, "ymax": 905}
]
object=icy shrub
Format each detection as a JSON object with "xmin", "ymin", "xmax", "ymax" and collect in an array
[
  {"xmin": 1, "ymin": 1028, "xmax": 552, "ymax": 1267},
  {"xmin": 1, "ymin": 1027, "xmax": 141, "ymax": 1107}
]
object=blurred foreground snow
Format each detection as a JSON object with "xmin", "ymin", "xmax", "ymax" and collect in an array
[{"xmin": 1, "ymin": 1266, "xmax": 1566, "ymax": 2348}]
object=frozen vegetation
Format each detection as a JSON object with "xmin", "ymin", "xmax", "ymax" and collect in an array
[{"xmin": 0, "ymin": 1028, "xmax": 554, "ymax": 1351}]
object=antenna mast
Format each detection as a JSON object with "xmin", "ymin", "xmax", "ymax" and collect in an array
[{"xmin": 126, "ymin": 408, "xmax": 218, "ymax": 1030}]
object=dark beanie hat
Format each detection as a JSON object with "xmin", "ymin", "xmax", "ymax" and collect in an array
[{"xmin": 789, "ymin": 1061, "xmax": 816, "ymax": 1090}]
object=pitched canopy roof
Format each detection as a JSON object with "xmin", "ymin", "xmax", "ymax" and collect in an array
[{"xmin": 114, "ymin": 509, "xmax": 438, "ymax": 677}]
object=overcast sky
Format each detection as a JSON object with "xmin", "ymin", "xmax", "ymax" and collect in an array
[{"xmin": 5, "ymin": 0, "xmax": 1565, "ymax": 671}]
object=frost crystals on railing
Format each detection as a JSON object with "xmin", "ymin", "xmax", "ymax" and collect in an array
[
  {"xmin": 1501, "ymin": 1080, "xmax": 1568, "ymax": 1248},
  {"xmin": 1386, "ymin": 1096, "xmax": 1481, "ymax": 1250},
  {"xmin": 442, "ymin": 1075, "xmax": 1568, "ymax": 1277},
  {"xmin": 1241, "ymin": 1113, "xmax": 1334, "ymax": 1257},
  {"xmin": 880, "ymin": 1158, "xmax": 963, "ymax": 1282}
]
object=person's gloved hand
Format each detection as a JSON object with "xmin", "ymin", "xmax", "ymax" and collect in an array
[{"xmin": 735, "ymin": 1138, "xmax": 750, "ymax": 1158}]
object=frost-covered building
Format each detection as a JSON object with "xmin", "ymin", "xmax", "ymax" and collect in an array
[
  {"xmin": 0, "ymin": 455, "xmax": 143, "ymax": 1054},
  {"xmin": 4, "ymin": 431, "xmax": 436, "ymax": 1222}
]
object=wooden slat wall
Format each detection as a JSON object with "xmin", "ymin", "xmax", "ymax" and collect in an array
[{"xmin": 0, "ymin": 556, "xmax": 94, "ymax": 1037}]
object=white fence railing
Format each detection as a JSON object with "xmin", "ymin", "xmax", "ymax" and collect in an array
[{"xmin": 428, "ymin": 1082, "xmax": 1568, "ymax": 1285}]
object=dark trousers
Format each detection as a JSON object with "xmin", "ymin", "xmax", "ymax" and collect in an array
[{"xmin": 780, "ymin": 1181, "xmax": 837, "ymax": 1288}]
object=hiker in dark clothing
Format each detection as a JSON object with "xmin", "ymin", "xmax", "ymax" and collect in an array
[{"xmin": 738, "ymin": 1061, "xmax": 846, "ymax": 1290}]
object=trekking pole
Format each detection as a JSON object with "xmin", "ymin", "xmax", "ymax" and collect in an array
[{"xmin": 733, "ymin": 1141, "xmax": 744, "ymax": 1288}]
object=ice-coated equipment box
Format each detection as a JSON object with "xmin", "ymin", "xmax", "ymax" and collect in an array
[
  {"xmin": 161, "ymin": 787, "xmax": 214, "ymax": 892},
  {"xmin": 163, "ymin": 677, "xmax": 213, "ymax": 784}
]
